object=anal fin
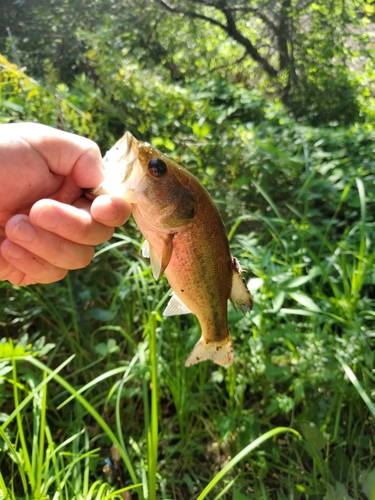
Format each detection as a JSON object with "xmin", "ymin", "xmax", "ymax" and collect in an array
[
  {"xmin": 185, "ymin": 336, "xmax": 234, "ymax": 367},
  {"xmin": 163, "ymin": 292, "xmax": 192, "ymax": 316}
]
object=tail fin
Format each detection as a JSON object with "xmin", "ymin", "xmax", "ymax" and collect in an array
[{"xmin": 185, "ymin": 335, "xmax": 234, "ymax": 367}]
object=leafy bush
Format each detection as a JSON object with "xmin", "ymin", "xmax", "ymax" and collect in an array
[{"xmin": 1, "ymin": 52, "xmax": 375, "ymax": 498}]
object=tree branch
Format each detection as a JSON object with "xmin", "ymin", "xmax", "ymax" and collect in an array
[
  {"xmin": 154, "ymin": 0, "xmax": 227, "ymax": 30},
  {"xmin": 155, "ymin": 0, "xmax": 279, "ymax": 78},
  {"xmin": 218, "ymin": 0, "xmax": 279, "ymax": 77},
  {"xmin": 209, "ymin": 49, "xmax": 249, "ymax": 73},
  {"xmin": 186, "ymin": 0, "xmax": 279, "ymax": 33}
]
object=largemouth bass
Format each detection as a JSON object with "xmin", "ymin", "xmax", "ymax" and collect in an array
[{"xmin": 89, "ymin": 132, "xmax": 252, "ymax": 366}]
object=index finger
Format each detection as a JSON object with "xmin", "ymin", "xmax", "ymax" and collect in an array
[{"xmin": 4, "ymin": 123, "xmax": 104, "ymax": 188}]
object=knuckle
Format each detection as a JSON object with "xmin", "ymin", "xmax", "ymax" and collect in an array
[{"xmin": 48, "ymin": 239, "xmax": 69, "ymax": 267}]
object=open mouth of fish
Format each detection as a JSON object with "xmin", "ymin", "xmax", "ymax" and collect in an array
[{"xmin": 85, "ymin": 132, "xmax": 143, "ymax": 201}]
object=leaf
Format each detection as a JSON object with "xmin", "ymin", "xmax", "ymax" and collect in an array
[
  {"xmin": 192, "ymin": 120, "xmax": 211, "ymax": 138},
  {"xmin": 152, "ymin": 137, "xmax": 175, "ymax": 150},
  {"xmin": 87, "ymin": 308, "xmax": 115, "ymax": 321},
  {"xmin": 183, "ymin": 474, "xmax": 195, "ymax": 494},
  {"xmin": 95, "ymin": 339, "xmax": 119, "ymax": 357},
  {"xmin": 36, "ymin": 343, "xmax": 56, "ymax": 357},
  {"xmin": 232, "ymin": 489, "xmax": 248, "ymax": 500},
  {"xmin": 299, "ymin": 421, "xmax": 328, "ymax": 451},
  {"xmin": 284, "ymin": 269, "xmax": 320, "ymax": 289},
  {"xmin": 107, "ymin": 339, "xmax": 119, "ymax": 353},
  {"xmin": 0, "ymin": 54, "xmax": 14, "ymax": 66},
  {"xmin": 3, "ymin": 100, "xmax": 24, "ymax": 113},
  {"xmin": 272, "ymin": 290, "xmax": 285, "ymax": 312},
  {"xmin": 280, "ymin": 308, "xmax": 317, "ymax": 317},
  {"xmin": 360, "ymin": 468, "xmax": 375, "ymax": 499},
  {"xmin": 0, "ymin": 362, "xmax": 12, "ymax": 377},
  {"xmin": 323, "ymin": 482, "xmax": 354, "ymax": 500},
  {"xmin": 0, "ymin": 342, "xmax": 14, "ymax": 358},
  {"xmin": 216, "ymin": 415, "xmax": 234, "ymax": 439},
  {"xmin": 288, "ymin": 292, "xmax": 322, "ymax": 312},
  {"xmin": 210, "ymin": 370, "xmax": 224, "ymax": 383},
  {"xmin": 33, "ymin": 336, "xmax": 46, "ymax": 351},
  {"xmin": 95, "ymin": 342, "xmax": 109, "ymax": 357}
]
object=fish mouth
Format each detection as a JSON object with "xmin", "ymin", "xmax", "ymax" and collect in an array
[
  {"xmin": 85, "ymin": 131, "xmax": 140, "ymax": 199},
  {"xmin": 104, "ymin": 131, "xmax": 136, "ymax": 169}
]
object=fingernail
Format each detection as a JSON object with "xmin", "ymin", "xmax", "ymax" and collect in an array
[
  {"xmin": 34, "ymin": 206, "xmax": 61, "ymax": 229},
  {"xmin": 11, "ymin": 219, "xmax": 37, "ymax": 242},
  {"xmin": 96, "ymin": 204, "xmax": 119, "ymax": 222}
]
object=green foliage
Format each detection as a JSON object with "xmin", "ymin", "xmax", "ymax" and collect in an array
[
  {"xmin": 1, "ymin": 0, "xmax": 374, "ymax": 124},
  {"xmin": 1, "ymin": 14, "xmax": 375, "ymax": 497}
]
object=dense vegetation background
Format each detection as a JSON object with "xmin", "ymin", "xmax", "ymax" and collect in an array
[{"xmin": 1, "ymin": 1, "xmax": 375, "ymax": 498}]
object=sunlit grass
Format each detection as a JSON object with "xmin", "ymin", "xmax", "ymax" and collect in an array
[{"xmin": 1, "ymin": 125, "xmax": 375, "ymax": 498}]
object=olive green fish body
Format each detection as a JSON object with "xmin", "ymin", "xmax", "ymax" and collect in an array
[
  {"xmin": 133, "ymin": 171, "xmax": 234, "ymax": 364},
  {"xmin": 89, "ymin": 132, "xmax": 252, "ymax": 366}
]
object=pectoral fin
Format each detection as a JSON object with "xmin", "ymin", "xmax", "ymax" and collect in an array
[
  {"xmin": 163, "ymin": 292, "xmax": 191, "ymax": 316},
  {"xmin": 142, "ymin": 236, "xmax": 173, "ymax": 280},
  {"xmin": 230, "ymin": 257, "xmax": 253, "ymax": 314}
]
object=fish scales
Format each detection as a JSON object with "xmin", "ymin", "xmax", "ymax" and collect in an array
[
  {"xmin": 88, "ymin": 131, "xmax": 252, "ymax": 367},
  {"xmin": 135, "ymin": 172, "xmax": 233, "ymax": 343}
]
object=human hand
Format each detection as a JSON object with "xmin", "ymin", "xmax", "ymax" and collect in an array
[{"xmin": 0, "ymin": 123, "xmax": 131, "ymax": 285}]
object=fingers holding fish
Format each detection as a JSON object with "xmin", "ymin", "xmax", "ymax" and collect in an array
[
  {"xmin": 0, "ymin": 239, "xmax": 68, "ymax": 285},
  {"xmin": 29, "ymin": 199, "xmax": 116, "ymax": 246},
  {"xmin": 4, "ymin": 213, "xmax": 95, "ymax": 270},
  {"xmin": 90, "ymin": 195, "xmax": 132, "ymax": 227}
]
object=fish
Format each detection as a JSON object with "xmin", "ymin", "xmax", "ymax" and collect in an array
[{"xmin": 88, "ymin": 132, "xmax": 252, "ymax": 367}]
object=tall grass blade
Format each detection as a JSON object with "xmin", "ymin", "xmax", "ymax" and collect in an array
[
  {"xmin": 148, "ymin": 313, "xmax": 159, "ymax": 500},
  {"xmin": 57, "ymin": 365, "xmax": 136, "ymax": 409},
  {"xmin": 0, "ymin": 425, "xmax": 28, "ymax": 493},
  {"xmin": 31, "ymin": 357, "xmax": 143, "ymax": 498},
  {"xmin": 2, "ymin": 355, "xmax": 143, "ymax": 499},
  {"xmin": 338, "ymin": 359, "xmax": 375, "ymax": 419},
  {"xmin": 212, "ymin": 477, "xmax": 237, "ymax": 499},
  {"xmin": 196, "ymin": 427, "xmax": 301, "ymax": 499},
  {"xmin": 0, "ymin": 472, "xmax": 10, "ymax": 499},
  {"xmin": 36, "ymin": 373, "xmax": 47, "ymax": 497},
  {"xmin": 1, "ymin": 355, "xmax": 75, "ymax": 433},
  {"xmin": 251, "ymin": 180, "xmax": 283, "ymax": 220},
  {"xmin": 11, "ymin": 358, "xmax": 35, "ymax": 490},
  {"xmin": 352, "ymin": 178, "xmax": 367, "ymax": 294},
  {"xmin": 103, "ymin": 483, "xmax": 143, "ymax": 499}
]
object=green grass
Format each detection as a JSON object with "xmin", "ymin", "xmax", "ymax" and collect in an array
[
  {"xmin": 1, "ymin": 58, "xmax": 375, "ymax": 498},
  {"xmin": 1, "ymin": 172, "xmax": 375, "ymax": 498}
]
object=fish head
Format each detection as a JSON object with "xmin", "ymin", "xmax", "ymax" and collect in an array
[
  {"xmin": 88, "ymin": 131, "xmax": 141, "ymax": 200},
  {"xmin": 90, "ymin": 132, "xmax": 196, "ymax": 232}
]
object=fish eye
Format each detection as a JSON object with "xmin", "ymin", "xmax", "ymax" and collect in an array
[{"xmin": 148, "ymin": 158, "xmax": 167, "ymax": 177}]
